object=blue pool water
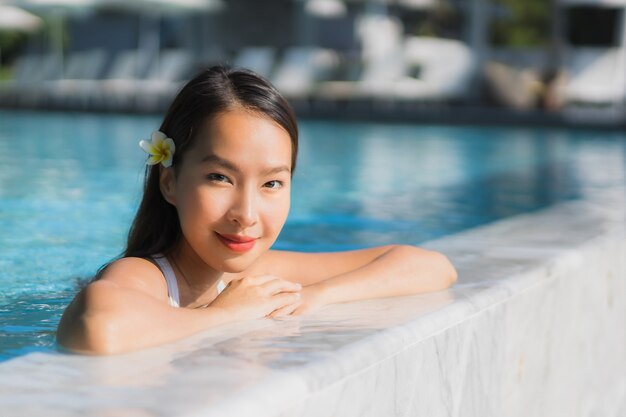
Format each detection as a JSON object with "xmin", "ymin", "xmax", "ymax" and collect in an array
[{"xmin": 0, "ymin": 110, "xmax": 625, "ymax": 362}]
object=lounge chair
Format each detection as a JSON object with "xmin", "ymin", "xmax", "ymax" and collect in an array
[
  {"xmin": 90, "ymin": 49, "xmax": 153, "ymax": 110},
  {"xmin": 15, "ymin": 53, "xmax": 62, "ymax": 107},
  {"xmin": 0, "ymin": 54, "xmax": 42, "ymax": 105},
  {"xmin": 389, "ymin": 36, "xmax": 477, "ymax": 102},
  {"xmin": 43, "ymin": 49, "xmax": 108, "ymax": 109},
  {"xmin": 271, "ymin": 47, "xmax": 339, "ymax": 99},
  {"xmin": 134, "ymin": 49, "xmax": 194, "ymax": 112},
  {"xmin": 315, "ymin": 14, "xmax": 405, "ymax": 101},
  {"xmin": 562, "ymin": 47, "xmax": 626, "ymax": 106}
]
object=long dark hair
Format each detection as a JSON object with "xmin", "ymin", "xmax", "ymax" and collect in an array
[{"xmin": 93, "ymin": 65, "xmax": 298, "ymax": 280}]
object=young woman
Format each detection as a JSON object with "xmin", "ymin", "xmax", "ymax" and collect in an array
[{"xmin": 56, "ymin": 65, "xmax": 457, "ymax": 355}]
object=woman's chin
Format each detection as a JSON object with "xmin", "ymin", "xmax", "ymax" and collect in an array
[{"xmin": 216, "ymin": 252, "xmax": 262, "ymax": 274}]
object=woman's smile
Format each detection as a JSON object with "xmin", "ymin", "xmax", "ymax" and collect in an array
[{"xmin": 215, "ymin": 232, "xmax": 258, "ymax": 252}]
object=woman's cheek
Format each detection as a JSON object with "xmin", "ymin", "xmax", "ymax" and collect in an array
[
  {"xmin": 272, "ymin": 195, "xmax": 291, "ymax": 232},
  {"xmin": 196, "ymin": 189, "xmax": 229, "ymax": 217}
]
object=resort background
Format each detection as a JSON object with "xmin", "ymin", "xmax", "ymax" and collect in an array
[{"xmin": 1, "ymin": 0, "xmax": 625, "ymax": 127}]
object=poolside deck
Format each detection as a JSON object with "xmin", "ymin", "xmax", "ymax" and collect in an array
[
  {"xmin": 2, "ymin": 96, "xmax": 625, "ymax": 130},
  {"xmin": 1, "ymin": 184, "xmax": 623, "ymax": 417}
]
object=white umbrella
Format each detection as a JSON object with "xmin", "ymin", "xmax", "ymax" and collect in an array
[
  {"xmin": 0, "ymin": 5, "xmax": 44, "ymax": 31},
  {"xmin": 397, "ymin": 0, "xmax": 436, "ymax": 9},
  {"xmin": 0, "ymin": 5, "xmax": 44, "ymax": 68},
  {"xmin": 305, "ymin": 0, "xmax": 348, "ymax": 18},
  {"xmin": 6, "ymin": 0, "xmax": 99, "ymax": 77}
]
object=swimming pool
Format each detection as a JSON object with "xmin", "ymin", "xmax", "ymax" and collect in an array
[{"xmin": 0, "ymin": 110, "xmax": 624, "ymax": 362}]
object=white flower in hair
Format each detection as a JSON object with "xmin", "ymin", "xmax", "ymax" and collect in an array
[{"xmin": 139, "ymin": 130, "xmax": 175, "ymax": 167}]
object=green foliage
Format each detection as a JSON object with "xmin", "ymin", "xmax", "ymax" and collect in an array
[
  {"xmin": 411, "ymin": 1, "xmax": 462, "ymax": 39},
  {"xmin": 0, "ymin": 31, "xmax": 30, "ymax": 66},
  {"xmin": 0, "ymin": 17, "xmax": 68, "ymax": 71},
  {"xmin": 489, "ymin": 0, "xmax": 551, "ymax": 47},
  {"xmin": 0, "ymin": 66, "xmax": 13, "ymax": 80}
]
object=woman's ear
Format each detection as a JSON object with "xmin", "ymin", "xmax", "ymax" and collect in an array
[{"xmin": 159, "ymin": 166, "xmax": 177, "ymax": 206}]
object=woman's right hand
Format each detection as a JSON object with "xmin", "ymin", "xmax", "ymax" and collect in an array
[{"xmin": 208, "ymin": 275, "xmax": 302, "ymax": 321}]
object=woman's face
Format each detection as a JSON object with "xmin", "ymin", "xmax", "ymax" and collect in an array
[{"xmin": 161, "ymin": 108, "xmax": 293, "ymax": 273}]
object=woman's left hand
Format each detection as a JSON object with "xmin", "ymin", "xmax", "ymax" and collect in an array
[{"xmin": 267, "ymin": 284, "xmax": 327, "ymax": 318}]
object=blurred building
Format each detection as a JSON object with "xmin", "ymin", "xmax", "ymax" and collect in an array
[{"xmin": 0, "ymin": 0, "xmax": 624, "ymax": 127}]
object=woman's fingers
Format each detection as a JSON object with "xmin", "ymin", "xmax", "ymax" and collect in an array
[
  {"xmin": 224, "ymin": 275, "xmax": 303, "ymax": 319},
  {"xmin": 257, "ymin": 276, "xmax": 302, "ymax": 296},
  {"xmin": 241, "ymin": 275, "xmax": 301, "ymax": 291},
  {"xmin": 267, "ymin": 299, "xmax": 302, "ymax": 318},
  {"xmin": 268, "ymin": 291, "xmax": 301, "ymax": 312}
]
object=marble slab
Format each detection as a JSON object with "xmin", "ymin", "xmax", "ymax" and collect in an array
[{"xmin": 0, "ymin": 191, "xmax": 624, "ymax": 417}]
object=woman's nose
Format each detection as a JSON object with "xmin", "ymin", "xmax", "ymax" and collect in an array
[{"xmin": 228, "ymin": 187, "xmax": 259, "ymax": 228}]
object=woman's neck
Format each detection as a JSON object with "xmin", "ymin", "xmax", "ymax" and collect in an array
[{"xmin": 168, "ymin": 239, "xmax": 224, "ymax": 306}]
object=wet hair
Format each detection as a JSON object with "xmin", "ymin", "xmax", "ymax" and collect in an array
[{"xmin": 94, "ymin": 65, "xmax": 298, "ymax": 280}]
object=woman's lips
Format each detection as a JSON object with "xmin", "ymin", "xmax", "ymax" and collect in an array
[{"xmin": 215, "ymin": 232, "xmax": 258, "ymax": 252}]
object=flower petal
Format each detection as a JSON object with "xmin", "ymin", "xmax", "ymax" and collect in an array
[
  {"xmin": 147, "ymin": 154, "xmax": 162, "ymax": 165},
  {"xmin": 164, "ymin": 137, "xmax": 175, "ymax": 154},
  {"xmin": 139, "ymin": 140, "xmax": 157, "ymax": 155},
  {"xmin": 151, "ymin": 130, "xmax": 166, "ymax": 146},
  {"xmin": 151, "ymin": 130, "xmax": 167, "ymax": 141},
  {"xmin": 161, "ymin": 154, "xmax": 173, "ymax": 168}
]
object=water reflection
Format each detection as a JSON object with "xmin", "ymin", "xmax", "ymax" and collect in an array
[{"xmin": 282, "ymin": 123, "xmax": 625, "ymax": 251}]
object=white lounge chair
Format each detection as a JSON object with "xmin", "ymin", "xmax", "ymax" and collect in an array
[
  {"xmin": 562, "ymin": 47, "xmax": 626, "ymax": 105},
  {"xmin": 134, "ymin": 49, "xmax": 194, "ymax": 112},
  {"xmin": 92, "ymin": 49, "xmax": 153, "ymax": 110},
  {"xmin": 390, "ymin": 36, "xmax": 477, "ymax": 102},
  {"xmin": 315, "ymin": 14, "xmax": 406, "ymax": 101},
  {"xmin": 271, "ymin": 47, "xmax": 339, "ymax": 99},
  {"xmin": 1, "ymin": 54, "xmax": 41, "ymax": 85},
  {"xmin": 355, "ymin": 14, "xmax": 406, "ymax": 99},
  {"xmin": 40, "ymin": 49, "xmax": 153, "ymax": 110},
  {"xmin": 316, "ymin": 37, "xmax": 476, "ymax": 103},
  {"xmin": 13, "ymin": 54, "xmax": 62, "ymax": 107},
  {"xmin": 64, "ymin": 49, "xmax": 107, "ymax": 80},
  {"xmin": 0, "ymin": 54, "xmax": 42, "ymax": 105},
  {"xmin": 43, "ymin": 49, "xmax": 108, "ymax": 109}
]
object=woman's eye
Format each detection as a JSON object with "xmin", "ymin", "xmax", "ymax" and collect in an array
[
  {"xmin": 264, "ymin": 180, "xmax": 283, "ymax": 189},
  {"xmin": 206, "ymin": 173, "xmax": 230, "ymax": 183}
]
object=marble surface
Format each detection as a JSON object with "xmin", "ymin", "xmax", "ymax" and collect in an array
[{"xmin": 0, "ymin": 193, "xmax": 624, "ymax": 417}]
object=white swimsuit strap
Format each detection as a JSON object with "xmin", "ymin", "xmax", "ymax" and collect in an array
[
  {"xmin": 152, "ymin": 253, "xmax": 180, "ymax": 308},
  {"xmin": 151, "ymin": 254, "xmax": 226, "ymax": 308}
]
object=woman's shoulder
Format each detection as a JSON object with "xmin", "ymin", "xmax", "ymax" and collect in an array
[{"xmin": 93, "ymin": 257, "xmax": 170, "ymax": 304}]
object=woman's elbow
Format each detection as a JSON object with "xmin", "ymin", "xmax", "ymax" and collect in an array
[
  {"xmin": 439, "ymin": 252, "xmax": 458, "ymax": 286},
  {"xmin": 55, "ymin": 285, "xmax": 122, "ymax": 356},
  {"xmin": 428, "ymin": 250, "xmax": 457, "ymax": 291},
  {"xmin": 56, "ymin": 313, "xmax": 117, "ymax": 356},
  {"xmin": 396, "ymin": 245, "xmax": 458, "ymax": 289}
]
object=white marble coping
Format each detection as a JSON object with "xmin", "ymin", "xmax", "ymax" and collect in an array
[{"xmin": 1, "ymin": 188, "xmax": 624, "ymax": 417}]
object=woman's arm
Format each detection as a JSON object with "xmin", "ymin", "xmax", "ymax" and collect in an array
[
  {"xmin": 312, "ymin": 245, "xmax": 457, "ymax": 306},
  {"xmin": 56, "ymin": 280, "xmax": 235, "ymax": 355},
  {"xmin": 57, "ymin": 257, "xmax": 303, "ymax": 355},
  {"xmin": 257, "ymin": 245, "xmax": 457, "ymax": 317}
]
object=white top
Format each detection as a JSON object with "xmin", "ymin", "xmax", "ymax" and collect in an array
[{"xmin": 151, "ymin": 253, "xmax": 226, "ymax": 308}]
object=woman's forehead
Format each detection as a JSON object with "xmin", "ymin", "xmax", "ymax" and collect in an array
[{"xmin": 190, "ymin": 110, "xmax": 292, "ymax": 163}]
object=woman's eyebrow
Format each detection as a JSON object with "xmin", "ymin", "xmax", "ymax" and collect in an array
[
  {"xmin": 200, "ymin": 154, "xmax": 290, "ymax": 175},
  {"xmin": 200, "ymin": 154, "xmax": 239, "ymax": 172},
  {"xmin": 264, "ymin": 165, "xmax": 291, "ymax": 175}
]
